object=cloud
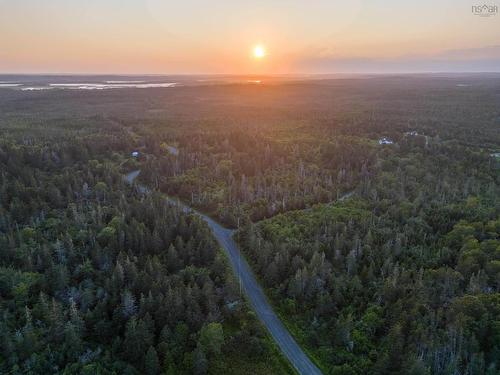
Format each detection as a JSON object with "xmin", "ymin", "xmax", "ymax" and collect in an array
[
  {"xmin": 437, "ymin": 45, "xmax": 500, "ymax": 60},
  {"xmin": 295, "ymin": 46, "xmax": 500, "ymax": 73}
]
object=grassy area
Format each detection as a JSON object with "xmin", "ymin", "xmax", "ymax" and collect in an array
[
  {"xmin": 274, "ymin": 306, "xmax": 329, "ymax": 373},
  {"xmin": 211, "ymin": 327, "xmax": 296, "ymax": 375}
]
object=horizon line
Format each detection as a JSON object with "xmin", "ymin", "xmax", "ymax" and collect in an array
[{"xmin": 2, "ymin": 71, "xmax": 500, "ymax": 77}]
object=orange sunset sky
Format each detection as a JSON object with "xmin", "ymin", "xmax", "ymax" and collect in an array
[{"xmin": 1, "ymin": 0, "xmax": 499, "ymax": 74}]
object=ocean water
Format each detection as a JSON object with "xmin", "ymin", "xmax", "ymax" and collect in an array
[
  {"xmin": 0, "ymin": 74, "xmax": 289, "ymax": 92},
  {"xmin": 0, "ymin": 76, "xmax": 179, "ymax": 91}
]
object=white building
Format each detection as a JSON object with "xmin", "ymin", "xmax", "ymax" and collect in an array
[
  {"xmin": 405, "ymin": 131, "xmax": 419, "ymax": 136},
  {"xmin": 378, "ymin": 137, "xmax": 394, "ymax": 145}
]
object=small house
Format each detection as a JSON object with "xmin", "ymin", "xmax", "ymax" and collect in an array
[
  {"xmin": 405, "ymin": 131, "xmax": 419, "ymax": 136},
  {"xmin": 166, "ymin": 145, "xmax": 179, "ymax": 156},
  {"xmin": 378, "ymin": 137, "xmax": 394, "ymax": 145}
]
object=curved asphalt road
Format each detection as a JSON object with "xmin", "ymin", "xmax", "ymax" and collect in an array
[{"xmin": 125, "ymin": 170, "xmax": 322, "ymax": 374}]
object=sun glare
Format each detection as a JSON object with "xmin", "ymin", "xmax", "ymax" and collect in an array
[{"xmin": 253, "ymin": 45, "xmax": 266, "ymax": 59}]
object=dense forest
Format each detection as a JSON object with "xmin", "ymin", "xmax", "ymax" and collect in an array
[
  {"xmin": 138, "ymin": 130, "xmax": 373, "ymax": 226},
  {"xmin": 1, "ymin": 75, "xmax": 499, "ymax": 374},
  {"xmin": 238, "ymin": 137, "xmax": 500, "ymax": 374},
  {"xmin": 0, "ymin": 129, "xmax": 290, "ymax": 374}
]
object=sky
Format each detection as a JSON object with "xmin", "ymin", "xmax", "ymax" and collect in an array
[{"xmin": 0, "ymin": 0, "xmax": 499, "ymax": 74}]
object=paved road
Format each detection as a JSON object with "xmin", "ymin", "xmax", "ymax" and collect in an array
[{"xmin": 125, "ymin": 171, "xmax": 323, "ymax": 375}]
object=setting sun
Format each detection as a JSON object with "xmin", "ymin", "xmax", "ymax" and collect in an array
[{"xmin": 253, "ymin": 45, "xmax": 266, "ymax": 59}]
